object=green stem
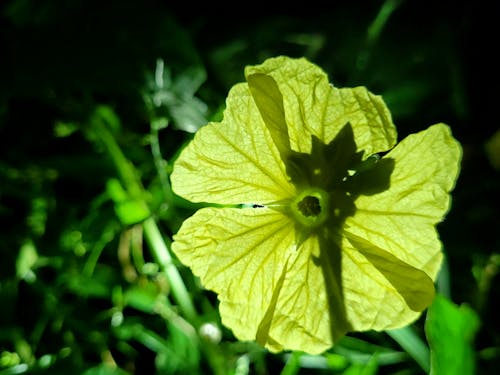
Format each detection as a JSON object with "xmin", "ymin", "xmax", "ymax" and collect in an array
[
  {"xmin": 150, "ymin": 120, "xmax": 174, "ymax": 203},
  {"xmin": 354, "ymin": 0, "xmax": 404, "ymax": 77},
  {"xmin": 386, "ymin": 326, "xmax": 430, "ymax": 373},
  {"xmin": 366, "ymin": 0, "xmax": 403, "ymax": 45},
  {"xmin": 90, "ymin": 108, "xmax": 198, "ymax": 323},
  {"xmin": 91, "ymin": 116, "xmax": 143, "ymax": 198},
  {"xmin": 143, "ymin": 217, "xmax": 197, "ymax": 322},
  {"xmin": 280, "ymin": 351, "xmax": 302, "ymax": 375},
  {"xmin": 82, "ymin": 222, "xmax": 117, "ymax": 277}
]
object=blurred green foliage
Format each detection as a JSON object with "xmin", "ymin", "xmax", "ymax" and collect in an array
[{"xmin": 0, "ymin": 0, "xmax": 498, "ymax": 374}]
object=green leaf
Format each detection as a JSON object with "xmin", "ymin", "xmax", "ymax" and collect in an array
[
  {"xmin": 16, "ymin": 241, "xmax": 38, "ymax": 282},
  {"xmin": 82, "ymin": 364, "xmax": 130, "ymax": 375},
  {"xmin": 106, "ymin": 179, "xmax": 150, "ymax": 225},
  {"xmin": 425, "ymin": 294, "xmax": 480, "ymax": 375},
  {"xmin": 106, "ymin": 178, "xmax": 128, "ymax": 202},
  {"xmin": 114, "ymin": 200, "xmax": 150, "ymax": 225},
  {"xmin": 145, "ymin": 59, "xmax": 207, "ymax": 133},
  {"xmin": 123, "ymin": 285, "xmax": 159, "ymax": 314}
]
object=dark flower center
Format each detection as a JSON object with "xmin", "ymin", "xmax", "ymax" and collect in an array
[{"xmin": 297, "ymin": 196, "xmax": 322, "ymax": 217}]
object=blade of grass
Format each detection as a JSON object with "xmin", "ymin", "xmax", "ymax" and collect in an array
[
  {"xmin": 354, "ymin": 0, "xmax": 404, "ymax": 77},
  {"xmin": 386, "ymin": 326, "xmax": 430, "ymax": 373}
]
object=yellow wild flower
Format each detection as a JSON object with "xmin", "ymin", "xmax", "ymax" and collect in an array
[{"xmin": 170, "ymin": 56, "xmax": 462, "ymax": 354}]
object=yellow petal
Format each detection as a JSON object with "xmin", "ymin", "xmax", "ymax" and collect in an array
[
  {"xmin": 347, "ymin": 232, "xmax": 435, "ymax": 312},
  {"xmin": 245, "ymin": 56, "xmax": 397, "ymax": 156},
  {"xmin": 342, "ymin": 123, "xmax": 462, "ymax": 330},
  {"xmin": 170, "ymin": 83, "xmax": 295, "ymax": 205},
  {"xmin": 171, "ymin": 207, "xmax": 349, "ymax": 354},
  {"xmin": 254, "ymin": 233, "xmax": 352, "ymax": 354}
]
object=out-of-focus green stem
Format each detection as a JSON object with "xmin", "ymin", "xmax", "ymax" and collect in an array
[
  {"xmin": 387, "ymin": 326, "xmax": 430, "ymax": 373},
  {"xmin": 354, "ymin": 0, "xmax": 404, "ymax": 77},
  {"xmin": 142, "ymin": 216, "xmax": 197, "ymax": 322},
  {"xmin": 150, "ymin": 120, "xmax": 174, "ymax": 203},
  {"xmin": 280, "ymin": 351, "xmax": 302, "ymax": 375},
  {"xmin": 437, "ymin": 254, "xmax": 451, "ymax": 299},
  {"xmin": 366, "ymin": 0, "xmax": 403, "ymax": 45},
  {"xmin": 91, "ymin": 116, "xmax": 143, "ymax": 199},
  {"xmin": 91, "ymin": 110, "xmax": 197, "ymax": 323}
]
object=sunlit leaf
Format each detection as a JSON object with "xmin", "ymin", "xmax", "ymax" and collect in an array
[{"xmin": 425, "ymin": 294, "xmax": 480, "ymax": 375}]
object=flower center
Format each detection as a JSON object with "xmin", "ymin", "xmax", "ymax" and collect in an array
[
  {"xmin": 297, "ymin": 196, "xmax": 321, "ymax": 217},
  {"xmin": 290, "ymin": 188, "xmax": 330, "ymax": 228}
]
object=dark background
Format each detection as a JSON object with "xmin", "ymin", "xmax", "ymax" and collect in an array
[{"xmin": 1, "ymin": 0, "xmax": 498, "ymax": 374}]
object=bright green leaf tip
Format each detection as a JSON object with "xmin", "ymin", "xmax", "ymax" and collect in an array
[
  {"xmin": 425, "ymin": 294, "xmax": 480, "ymax": 375},
  {"xmin": 170, "ymin": 55, "xmax": 462, "ymax": 354}
]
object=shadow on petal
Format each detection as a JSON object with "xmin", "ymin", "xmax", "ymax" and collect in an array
[
  {"xmin": 345, "ymin": 232, "xmax": 436, "ymax": 312},
  {"xmin": 314, "ymin": 230, "xmax": 353, "ymax": 343},
  {"xmin": 255, "ymin": 254, "xmax": 291, "ymax": 348},
  {"xmin": 285, "ymin": 122, "xmax": 398, "ymax": 344}
]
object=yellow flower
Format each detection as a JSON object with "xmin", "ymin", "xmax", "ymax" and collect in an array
[{"xmin": 170, "ymin": 56, "xmax": 462, "ymax": 354}]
